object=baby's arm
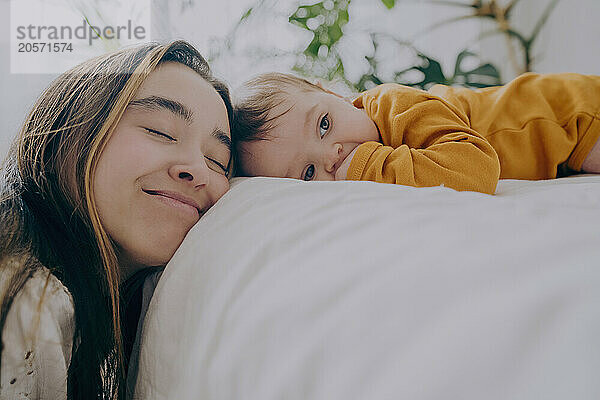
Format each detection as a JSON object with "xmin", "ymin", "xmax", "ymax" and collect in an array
[{"xmin": 347, "ymin": 84, "xmax": 500, "ymax": 194}]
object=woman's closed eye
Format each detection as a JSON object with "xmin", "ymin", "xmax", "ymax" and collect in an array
[
  {"xmin": 145, "ymin": 127, "xmax": 175, "ymax": 141},
  {"xmin": 319, "ymin": 113, "xmax": 330, "ymax": 138},
  {"xmin": 205, "ymin": 156, "xmax": 229, "ymax": 175},
  {"xmin": 144, "ymin": 128, "xmax": 229, "ymax": 174}
]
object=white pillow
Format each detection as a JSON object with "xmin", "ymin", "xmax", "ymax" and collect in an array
[{"xmin": 134, "ymin": 176, "xmax": 600, "ymax": 400}]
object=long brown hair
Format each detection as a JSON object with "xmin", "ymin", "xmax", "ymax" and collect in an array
[{"xmin": 0, "ymin": 40, "xmax": 233, "ymax": 399}]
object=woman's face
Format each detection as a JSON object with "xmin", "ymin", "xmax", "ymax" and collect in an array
[{"xmin": 94, "ymin": 62, "xmax": 231, "ymax": 273}]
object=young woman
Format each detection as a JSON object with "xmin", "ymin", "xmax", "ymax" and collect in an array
[{"xmin": 0, "ymin": 40, "xmax": 233, "ymax": 399}]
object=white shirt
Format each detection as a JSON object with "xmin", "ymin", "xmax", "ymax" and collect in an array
[{"xmin": 1, "ymin": 267, "xmax": 75, "ymax": 400}]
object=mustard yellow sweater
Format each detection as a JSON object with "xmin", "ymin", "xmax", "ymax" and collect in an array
[{"xmin": 348, "ymin": 73, "xmax": 600, "ymax": 194}]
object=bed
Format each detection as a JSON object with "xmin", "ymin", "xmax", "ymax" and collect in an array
[{"xmin": 132, "ymin": 175, "xmax": 600, "ymax": 399}]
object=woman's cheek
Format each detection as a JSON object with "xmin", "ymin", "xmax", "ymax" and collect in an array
[{"xmin": 211, "ymin": 174, "xmax": 230, "ymax": 204}]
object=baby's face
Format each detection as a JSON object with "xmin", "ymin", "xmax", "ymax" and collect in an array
[{"xmin": 239, "ymin": 88, "xmax": 380, "ymax": 181}]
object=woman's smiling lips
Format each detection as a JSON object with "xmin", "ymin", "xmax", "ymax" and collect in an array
[{"xmin": 142, "ymin": 189, "xmax": 203, "ymax": 220}]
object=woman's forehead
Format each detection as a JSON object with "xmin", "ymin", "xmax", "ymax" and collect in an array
[{"xmin": 135, "ymin": 63, "xmax": 229, "ymax": 133}]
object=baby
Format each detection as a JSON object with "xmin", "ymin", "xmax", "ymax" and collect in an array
[{"xmin": 232, "ymin": 72, "xmax": 600, "ymax": 194}]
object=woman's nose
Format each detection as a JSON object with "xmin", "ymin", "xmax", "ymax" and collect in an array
[
  {"xmin": 324, "ymin": 143, "xmax": 343, "ymax": 173},
  {"xmin": 169, "ymin": 157, "xmax": 210, "ymax": 188}
]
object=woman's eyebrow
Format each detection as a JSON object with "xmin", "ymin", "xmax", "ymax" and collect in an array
[{"xmin": 128, "ymin": 96, "xmax": 194, "ymax": 125}]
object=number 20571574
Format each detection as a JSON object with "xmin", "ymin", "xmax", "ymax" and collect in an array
[{"xmin": 17, "ymin": 42, "xmax": 73, "ymax": 52}]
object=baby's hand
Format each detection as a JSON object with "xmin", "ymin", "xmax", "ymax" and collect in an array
[{"xmin": 335, "ymin": 147, "xmax": 359, "ymax": 181}]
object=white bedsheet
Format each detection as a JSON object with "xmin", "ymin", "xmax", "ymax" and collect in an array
[{"xmin": 133, "ymin": 175, "xmax": 600, "ymax": 400}]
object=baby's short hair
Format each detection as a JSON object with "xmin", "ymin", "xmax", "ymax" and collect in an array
[{"xmin": 232, "ymin": 72, "xmax": 326, "ymax": 176}]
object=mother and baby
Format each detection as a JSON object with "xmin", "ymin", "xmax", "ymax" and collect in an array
[{"xmin": 1, "ymin": 40, "xmax": 599, "ymax": 399}]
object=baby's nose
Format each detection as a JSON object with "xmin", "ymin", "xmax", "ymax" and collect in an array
[{"xmin": 324, "ymin": 143, "xmax": 343, "ymax": 173}]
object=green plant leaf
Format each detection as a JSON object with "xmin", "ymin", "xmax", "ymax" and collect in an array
[
  {"xmin": 465, "ymin": 64, "xmax": 500, "ymax": 77},
  {"xmin": 357, "ymin": 73, "xmax": 384, "ymax": 91},
  {"xmin": 240, "ymin": 7, "xmax": 253, "ymax": 22},
  {"xmin": 403, "ymin": 53, "xmax": 448, "ymax": 88},
  {"xmin": 328, "ymin": 23, "xmax": 343, "ymax": 43},
  {"xmin": 289, "ymin": 3, "xmax": 326, "ymax": 29},
  {"xmin": 453, "ymin": 50, "xmax": 475, "ymax": 72},
  {"xmin": 381, "ymin": 0, "xmax": 395, "ymax": 9},
  {"xmin": 306, "ymin": 38, "xmax": 322, "ymax": 57},
  {"xmin": 451, "ymin": 49, "xmax": 501, "ymax": 87},
  {"xmin": 290, "ymin": 1, "xmax": 351, "ymax": 60}
]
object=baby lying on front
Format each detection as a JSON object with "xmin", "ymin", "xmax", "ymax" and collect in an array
[{"xmin": 232, "ymin": 72, "xmax": 600, "ymax": 194}]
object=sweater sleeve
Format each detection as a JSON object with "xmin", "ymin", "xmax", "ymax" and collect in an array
[
  {"xmin": 1, "ymin": 268, "xmax": 75, "ymax": 400},
  {"xmin": 347, "ymin": 84, "xmax": 501, "ymax": 194}
]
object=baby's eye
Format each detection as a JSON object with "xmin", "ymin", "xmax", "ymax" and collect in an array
[
  {"xmin": 303, "ymin": 164, "xmax": 315, "ymax": 181},
  {"xmin": 145, "ymin": 127, "xmax": 176, "ymax": 141},
  {"xmin": 319, "ymin": 114, "xmax": 330, "ymax": 138}
]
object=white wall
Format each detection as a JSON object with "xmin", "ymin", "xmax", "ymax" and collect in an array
[
  {"xmin": 480, "ymin": 0, "xmax": 600, "ymax": 81},
  {"xmin": 0, "ymin": 1, "xmax": 58, "ymax": 160},
  {"xmin": 529, "ymin": 0, "xmax": 600, "ymax": 75}
]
